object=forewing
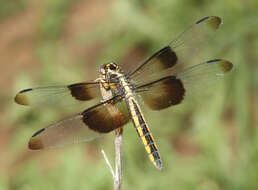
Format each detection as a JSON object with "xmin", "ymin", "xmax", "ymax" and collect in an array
[
  {"xmin": 130, "ymin": 16, "xmax": 222, "ymax": 85},
  {"xmin": 28, "ymin": 96, "xmax": 130, "ymax": 149},
  {"xmin": 136, "ymin": 59, "xmax": 232, "ymax": 110},
  {"xmin": 14, "ymin": 82, "xmax": 102, "ymax": 107}
]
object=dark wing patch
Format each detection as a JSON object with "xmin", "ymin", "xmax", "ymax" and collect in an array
[
  {"xmin": 137, "ymin": 76, "xmax": 185, "ymax": 110},
  {"xmin": 82, "ymin": 97, "xmax": 130, "ymax": 133},
  {"xmin": 137, "ymin": 59, "xmax": 233, "ymax": 110},
  {"xmin": 68, "ymin": 82, "xmax": 100, "ymax": 101},
  {"xmin": 15, "ymin": 82, "xmax": 101, "ymax": 107},
  {"xmin": 129, "ymin": 46, "xmax": 177, "ymax": 77},
  {"xmin": 28, "ymin": 96, "xmax": 130, "ymax": 150}
]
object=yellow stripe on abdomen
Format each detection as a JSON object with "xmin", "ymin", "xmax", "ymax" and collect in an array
[{"xmin": 128, "ymin": 97, "xmax": 162, "ymax": 169}]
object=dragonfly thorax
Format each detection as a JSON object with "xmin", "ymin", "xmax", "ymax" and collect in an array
[{"xmin": 99, "ymin": 62, "xmax": 136, "ymax": 99}]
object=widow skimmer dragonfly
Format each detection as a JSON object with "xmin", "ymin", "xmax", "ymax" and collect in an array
[{"xmin": 14, "ymin": 16, "xmax": 233, "ymax": 169}]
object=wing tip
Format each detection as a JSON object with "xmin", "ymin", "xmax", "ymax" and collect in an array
[
  {"xmin": 14, "ymin": 92, "xmax": 29, "ymax": 105},
  {"xmin": 220, "ymin": 60, "xmax": 233, "ymax": 73},
  {"xmin": 28, "ymin": 128, "xmax": 46, "ymax": 150},
  {"xmin": 196, "ymin": 16, "xmax": 222, "ymax": 29},
  {"xmin": 28, "ymin": 138, "xmax": 44, "ymax": 150},
  {"xmin": 207, "ymin": 59, "xmax": 233, "ymax": 73}
]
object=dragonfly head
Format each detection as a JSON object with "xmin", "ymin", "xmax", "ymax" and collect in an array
[{"xmin": 99, "ymin": 62, "xmax": 120, "ymax": 78}]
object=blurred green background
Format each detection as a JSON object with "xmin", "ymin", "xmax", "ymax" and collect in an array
[{"xmin": 0, "ymin": 0, "xmax": 257, "ymax": 189}]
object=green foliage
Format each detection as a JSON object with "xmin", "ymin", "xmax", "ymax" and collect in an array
[{"xmin": 2, "ymin": 0, "xmax": 258, "ymax": 189}]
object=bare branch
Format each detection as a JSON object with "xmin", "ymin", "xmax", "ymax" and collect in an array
[
  {"xmin": 101, "ymin": 128, "xmax": 123, "ymax": 190},
  {"xmin": 114, "ymin": 128, "xmax": 123, "ymax": 190},
  {"xmin": 101, "ymin": 149, "xmax": 115, "ymax": 179}
]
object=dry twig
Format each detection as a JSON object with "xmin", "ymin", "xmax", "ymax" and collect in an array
[{"xmin": 101, "ymin": 128, "xmax": 123, "ymax": 190}]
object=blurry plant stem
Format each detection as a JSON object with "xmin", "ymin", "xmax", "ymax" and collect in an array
[{"xmin": 101, "ymin": 128, "xmax": 123, "ymax": 190}]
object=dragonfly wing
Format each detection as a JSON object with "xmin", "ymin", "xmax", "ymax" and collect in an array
[
  {"xmin": 14, "ymin": 82, "xmax": 102, "ymax": 107},
  {"xmin": 28, "ymin": 96, "xmax": 130, "ymax": 149},
  {"xmin": 136, "ymin": 59, "xmax": 232, "ymax": 110},
  {"xmin": 130, "ymin": 16, "xmax": 222, "ymax": 85}
]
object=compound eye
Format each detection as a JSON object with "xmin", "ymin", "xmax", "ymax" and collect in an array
[{"xmin": 109, "ymin": 63, "xmax": 117, "ymax": 70}]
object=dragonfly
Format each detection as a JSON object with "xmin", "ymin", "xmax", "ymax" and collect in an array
[{"xmin": 14, "ymin": 16, "xmax": 233, "ymax": 169}]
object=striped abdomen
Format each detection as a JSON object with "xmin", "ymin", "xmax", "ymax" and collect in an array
[{"xmin": 127, "ymin": 97, "xmax": 162, "ymax": 169}]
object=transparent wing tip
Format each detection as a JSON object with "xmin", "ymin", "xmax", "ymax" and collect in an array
[
  {"xmin": 207, "ymin": 59, "xmax": 233, "ymax": 73},
  {"xmin": 14, "ymin": 89, "xmax": 31, "ymax": 105},
  {"xmin": 28, "ymin": 128, "xmax": 46, "ymax": 150},
  {"xmin": 28, "ymin": 137, "xmax": 44, "ymax": 150},
  {"xmin": 196, "ymin": 16, "xmax": 222, "ymax": 29}
]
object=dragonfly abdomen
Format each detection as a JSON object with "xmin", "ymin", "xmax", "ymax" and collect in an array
[{"xmin": 127, "ymin": 97, "xmax": 162, "ymax": 169}]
